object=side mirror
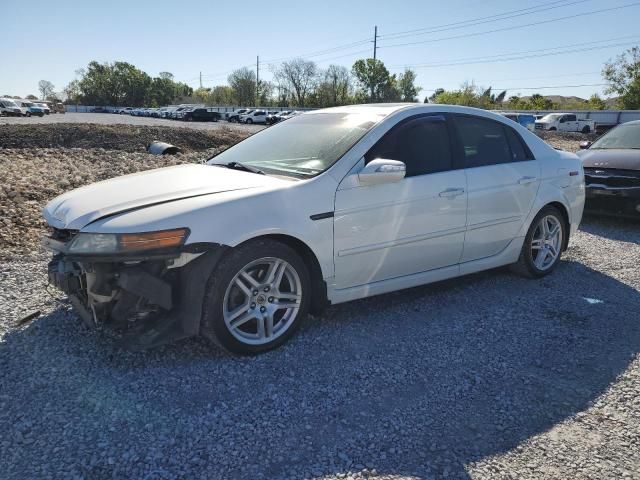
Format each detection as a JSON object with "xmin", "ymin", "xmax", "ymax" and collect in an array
[
  {"xmin": 579, "ymin": 141, "xmax": 591, "ymax": 149},
  {"xmin": 358, "ymin": 159, "xmax": 406, "ymax": 186}
]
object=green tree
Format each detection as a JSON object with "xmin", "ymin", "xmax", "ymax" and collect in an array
[
  {"xmin": 352, "ymin": 58, "xmax": 395, "ymax": 103},
  {"xmin": 397, "ymin": 68, "xmax": 421, "ymax": 102},
  {"xmin": 603, "ymin": 46, "xmax": 640, "ymax": 109},
  {"xmin": 25, "ymin": 94, "xmax": 38, "ymax": 100},
  {"xmin": 587, "ymin": 93, "xmax": 606, "ymax": 110},
  {"xmin": 528, "ymin": 93, "xmax": 555, "ymax": 110},
  {"xmin": 228, "ymin": 67, "xmax": 256, "ymax": 106}
]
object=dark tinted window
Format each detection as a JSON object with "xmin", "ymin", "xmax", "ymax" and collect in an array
[
  {"xmin": 566, "ymin": 114, "xmax": 577, "ymax": 122},
  {"xmin": 453, "ymin": 115, "xmax": 512, "ymax": 168},
  {"xmin": 505, "ymin": 127, "xmax": 531, "ymax": 161},
  {"xmin": 366, "ymin": 116, "xmax": 453, "ymax": 177}
]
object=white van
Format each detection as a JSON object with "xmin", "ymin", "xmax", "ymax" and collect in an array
[{"xmin": 0, "ymin": 98, "xmax": 22, "ymax": 117}]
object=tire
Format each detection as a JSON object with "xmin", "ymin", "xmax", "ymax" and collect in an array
[
  {"xmin": 581, "ymin": 125, "xmax": 591, "ymax": 134},
  {"xmin": 229, "ymin": 117, "xmax": 237, "ymax": 123},
  {"xmin": 186, "ymin": 116, "xmax": 193, "ymax": 122},
  {"xmin": 246, "ymin": 118, "xmax": 253, "ymax": 124},
  {"xmin": 511, "ymin": 206, "xmax": 566, "ymax": 278},
  {"xmin": 25, "ymin": 112, "xmax": 31, "ymax": 117},
  {"xmin": 201, "ymin": 239, "xmax": 311, "ymax": 355},
  {"xmin": 38, "ymin": 113, "xmax": 44, "ymax": 117},
  {"xmin": 549, "ymin": 127, "xmax": 557, "ymax": 131}
]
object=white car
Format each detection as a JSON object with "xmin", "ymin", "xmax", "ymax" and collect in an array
[
  {"xmin": 42, "ymin": 104, "xmax": 585, "ymax": 354},
  {"xmin": 240, "ymin": 109, "xmax": 267, "ymax": 124},
  {"xmin": 535, "ymin": 113, "xmax": 595, "ymax": 134}
]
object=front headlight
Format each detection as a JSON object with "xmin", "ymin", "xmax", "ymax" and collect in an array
[{"xmin": 68, "ymin": 228, "xmax": 189, "ymax": 254}]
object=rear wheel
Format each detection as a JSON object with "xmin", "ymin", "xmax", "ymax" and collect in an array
[
  {"xmin": 201, "ymin": 239, "xmax": 310, "ymax": 355},
  {"xmin": 549, "ymin": 127, "xmax": 557, "ymax": 131},
  {"xmin": 511, "ymin": 206, "xmax": 566, "ymax": 278},
  {"xmin": 581, "ymin": 125, "xmax": 591, "ymax": 134},
  {"xmin": 25, "ymin": 112, "xmax": 31, "ymax": 117}
]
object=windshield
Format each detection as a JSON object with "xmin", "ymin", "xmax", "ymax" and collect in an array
[
  {"xmin": 540, "ymin": 114, "xmax": 561, "ymax": 122},
  {"xmin": 591, "ymin": 123, "xmax": 640, "ymax": 149},
  {"xmin": 207, "ymin": 112, "xmax": 382, "ymax": 178},
  {"xmin": 2, "ymin": 99, "xmax": 18, "ymax": 108}
]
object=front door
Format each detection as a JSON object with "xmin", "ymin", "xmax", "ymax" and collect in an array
[
  {"xmin": 334, "ymin": 114, "xmax": 467, "ymax": 289},
  {"xmin": 450, "ymin": 114, "xmax": 540, "ymax": 262}
]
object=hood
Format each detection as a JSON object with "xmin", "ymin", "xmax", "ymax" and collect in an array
[
  {"xmin": 576, "ymin": 148, "xmax": 640, "ymax": 170},
  {"xmin": 44, "ymin": 164, "xmax": 288, "ymax": 230}
]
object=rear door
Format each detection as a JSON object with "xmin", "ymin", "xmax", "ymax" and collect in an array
[{"xmin": 451, "ymin": 114, "xmax": 540, "ymax": 262}]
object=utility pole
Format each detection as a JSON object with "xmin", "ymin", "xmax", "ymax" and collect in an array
[
  {"xmin": 199, "ymin": 71, "xmax": 202, "ymax": 89},
  {"xmin": 256, "ymin": 55, "xmax": 260, "ymax": 106},
  {"xmin": 373, "ymin": 25, "xmax": 378, "ymax": 60}
]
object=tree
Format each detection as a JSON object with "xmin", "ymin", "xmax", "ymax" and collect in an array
[
  {"xmin": 26, "ymin": 94, "xmax": 38, "ymax": 100},
  {"xmin": 322, "ymin": 65, "xmax": 352, "ymax": 106},
  {"xmin": 38, "ymin": 80, "xmax": 55, "ymax": 100},
  {"xmin": 528, "ymin": 93, "xmax": 555, "ymax": 110},
  {"xmin": 603, "ymin": 46, "xmax": 640, "ymax": 109},
  {"xmin": 228, "ymin": 67, "xmax": 256, "ymax": 106},
  {"xmin": 274, "ymin": 58, "xmax": 318, "ymax": 107},
  {"xmin": 397, "ymin": 68, "xmax": 421, "ymax": 102},
  {"xmin": 351, "ymin": 58, "xmax": 394, "ymax": 102},
  {"xmin": 587, "ymin": 93, "xmax": 606, "ymax": 110}
]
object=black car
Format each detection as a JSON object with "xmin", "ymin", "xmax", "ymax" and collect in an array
[
  {"xmin": 181, "ymin": 108, "xmax": 220, "ymax": 122},
  {"xmin": 266, "ymin": 110, "xmax": 290, "ymax": 125},
  {"xmin": 577, "ymin": 120, "xmax": 640, "ymax": 218}
]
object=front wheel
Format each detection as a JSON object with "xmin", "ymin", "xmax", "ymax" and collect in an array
[
  {"xmin": 246, "ymin": 118, "xmax": 253, "ymax": 124},
  {"xmin": 25, "ymin": 112, "xmax": 31, "ymax": 117},
  {"xmin": 511, "ymin": 206, "xmax": 566, "ymax": 278},
  {"xmin": 201, "ymin": 239, "xmax": 310, "ymax": 355}
]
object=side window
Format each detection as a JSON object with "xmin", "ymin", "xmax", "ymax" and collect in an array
[
  {"xmin": 365, "ymin": 116, "xmax": 453, "ymax": 177},
  {"xmin": 566, "ymin": 114, "xmax": 577, "ymax": 122},
  {"xmin": 505, "ymin": 126, "xmax": 533, "ymax": 161},
  {"xmin": 453, "ymin": 115, "xmax": 512, "ymax": 168}
]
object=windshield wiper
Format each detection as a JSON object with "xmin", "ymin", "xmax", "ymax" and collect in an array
[{"xmin": 216, "ymin": 161, "xmax": 265, "ymax": 175}]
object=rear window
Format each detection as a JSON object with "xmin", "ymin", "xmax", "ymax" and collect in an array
[{"xmin": 453, "ymin": 115, "xmax": 512, "ymax": 167}]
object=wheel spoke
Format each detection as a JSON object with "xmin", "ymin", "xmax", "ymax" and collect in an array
[
  {"xmin": 234, "ymin": 277, "xmax": 253, "ymax": 296},
  {"xmin": 264, "ymin": 313, "xmax": 274, "ymax": 338},
  {"xmin": 256, "ymin": 316, "xmax": 266, "ymax": 339},
  {"xmin": 275, "ymin": 300, "xmax": 299, "ymax": 310},
  {"xmin": 229, "ymin": 310, "xmax": 256, "ymax": 330},
  {"xmin": 534, "ymin": 248, "xmax": 548, "ymax": 269},
  {"xmin": 265, "ymin": 260, "xmax": 286, "ymax": 287},
  {"xmin": 227, "ymin": 303, "xmax": 250, "ymax": 322},
  {"xmin": 239, "ymin": 270, "xmax": 260, "ymax": 289},
  {"xmin": 531, "ymin": 238, "xmax": 543, "ymax": 250}
]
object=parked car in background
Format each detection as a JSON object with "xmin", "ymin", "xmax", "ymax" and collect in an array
[
  {"xmin": 53, "ymin": 102, "xmax": 65, "ymax": 114},
  {"xmin": 227, "ymin": 109, "xmax": 251, "ymax": 122},
  {"xmin": 577, "ymin": 120, "xmax": 640, "ymax": 218},
  {"xmin": 16, "ymin": 100, "xmax": 46, "ymax": 117},
  {"xmin": 181, "ymin": 107, "xmax": 221, "ymax": 122},
  {"xmin": 240, "ymin": 110, "xmax": 267, "ymax": 124},
  {"xmin": 497, "ymin": 112, "xmax": 536, "ymax": 131},
  {"xmin": 266, "ymin": 110, "xmax": 291, "ymax": 125},
  {"xmin": 42, "ymin": 104, "xmax": 584, "ymax": 354},
  {"xmin": 0, "ymin": 98, "xmax": 22, "ymax": 116},
  {"xmin": 35, "ymin": 103, "xmax": 51, "ymax": 115},
  {"xmin": 535, "ymin": 113, "xmax": 595, "ymax": 133},
  {"xmin": 117, "ymin": 107, "xmax": 134, "ymax": 114},
  {"xmin": 90, "ymin": 106, "xmax": 107, "ymax": 114}
]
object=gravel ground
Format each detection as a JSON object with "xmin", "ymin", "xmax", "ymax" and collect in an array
[
  {"xmin": 0, "ymin": 112, "xmax": 264, "ymax": 132},
  {"xmin": 1, "ymin": 124, "xmax": 638, "ymax": 479}
]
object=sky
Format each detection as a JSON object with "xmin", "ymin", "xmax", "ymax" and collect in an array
[{"xmin": 2, "ymin": 0, "xmax": 640, "ymax": 101}]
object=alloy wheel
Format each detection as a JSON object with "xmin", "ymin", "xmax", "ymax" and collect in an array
[
  {"xmin": 531, "ymin": 215, "xmax": 562, "ymax": 271},
  {"xmin": 223, "ymin": 257, "xmax": 302, "ymax": 345}
]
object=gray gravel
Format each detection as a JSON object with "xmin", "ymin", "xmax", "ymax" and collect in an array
[
  {"xmin": 1, "ymin": 215, "xmax": 639, "ymax": 479},
  {"xmin": 0, "ymin": 112, "xmax": 264, "ymax": 133}
]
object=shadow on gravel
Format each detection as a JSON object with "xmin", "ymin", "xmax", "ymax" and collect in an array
[
  {"xmin": 580, "ymin": 214, "xmax": 640, "ymax": 244},
  {"xmin": 1, "ymin": 259, "xmax": 639, "ymax": 479}
]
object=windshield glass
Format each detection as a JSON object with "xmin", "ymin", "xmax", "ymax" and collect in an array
[
  {"xmin": 207, "ymin": 112, "xmax": 382, "ymax": 178},
  {"xmin": 591, "ymin": 123, "xmax": 640, "ymax": 149},
  {"xmin": 541, "ymin": 114, "xmax": 561, "ymax": 122},
  {"xmin": 2, "ymin": 99, "xmax": 18, "ymax": 108}
]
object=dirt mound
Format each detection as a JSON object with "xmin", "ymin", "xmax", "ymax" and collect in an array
[{"xmin": 0, "ymin": 123, "xmax": 247, "ymax": 152}]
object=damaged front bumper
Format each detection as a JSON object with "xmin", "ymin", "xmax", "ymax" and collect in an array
[{"xmin": 44, "ymin": 233, "xmax": 228, "ymax": 350}]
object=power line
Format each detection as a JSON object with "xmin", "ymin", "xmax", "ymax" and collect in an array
[
  {"xmin": 380, "ymin": 0, "xmax": 590, "ymax": 41},
  {"xmin": 422, "ymin": 83, "xmax": 608, "ymax": 92},
  {"xmin": 380, "ymin": 2, "xmax": 640, "ymax": 49},
  {"xmin": 388, "ymin": 35, "xmax": 640, "ymax": 68}
]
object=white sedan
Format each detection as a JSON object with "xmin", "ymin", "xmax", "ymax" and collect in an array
[{"xmin": 42, "ymin": 104, "xmax": 585, "ymax": 354}]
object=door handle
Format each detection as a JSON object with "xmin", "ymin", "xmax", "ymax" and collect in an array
[
  {"xmin": 518, "ymin": 176, "xmax": 537, "ymax": 185},
  {"xmin": 439, "ymin": 188, "xmax": 465, "ymax": 198}
]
